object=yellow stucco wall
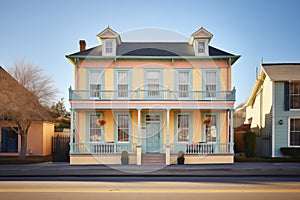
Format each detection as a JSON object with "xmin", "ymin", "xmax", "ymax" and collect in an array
[
  {"xmin": 42, "ymin": 122, "xmax": 54, "ymax": 156},
  {"xmin": 192, "ymin": 68, "xmax": 202, "ymax": 91},
  {"xmin": 76, "ymin": 64, "xmax": 230, "ymax": 92},
  {"xmin": 0, "ymin": 121, "xmax": 53, "ymax": 156}
]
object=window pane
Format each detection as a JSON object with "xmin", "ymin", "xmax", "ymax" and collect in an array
[
  {"xmin": 118, "ymin": 114, "xmax": 129, "ymax": 142},
  {"xmin": 178, "ymin": 115, "xmax": 189, "ymax": 142},
  {"xmin": 118, "ymin": 71, "xmax": 128, "ymax": 84},
  {"xmin": 206, "ymin": 72, "xmax": 216, "ymax": 84},
  {"xmin": 90, "ymin": 71, "xmax": 102, "ymax": 84},
  {"xmin": 147, "ymin": 71, "xmax": 160, "ymax": 97},
  {"xmin": 106, "ymin": 41, "xmax": 112, "ymax": 53},
  {"xmin": 290, "ymin": 118, "xmax": 300, "ymax": 146},
  {"xmin": 290, "ymin": 82, "xmax": 300, "ymax": 109},
  {"xmin": 198, "ymin": 41, "xmax": 205, "ymax": 53},
  {"xmin": 205, "ymin": 114, "xmax": 217, "ymax": 142},
  {"xmin": 178, "ymin": 72, "xmax": 189, "ymax": 84},
  {"xmin": 118, "ymin": 71, "xmax": 129, "ymax": 98},
  {"xmin": 90, "ymin": 114, "xmax": 102, "ymax": 142}
]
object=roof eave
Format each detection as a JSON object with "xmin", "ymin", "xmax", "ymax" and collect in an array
[{"xmin": 66, "ymin": 55, "xmax": 240, "ymax": 61}]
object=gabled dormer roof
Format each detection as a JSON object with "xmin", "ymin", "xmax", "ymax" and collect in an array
[
  {"xmin": 96, "ymin": 26, "xmax": 121, "ymax": 45},
  {"xmin": 189, "ymin": 27, "xmax": 213, "ymax": 45}
]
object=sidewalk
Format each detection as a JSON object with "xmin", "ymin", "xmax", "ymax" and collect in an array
[{"xmin": 0, "ymin": 162, "xmax": 300, "ymax": 177}]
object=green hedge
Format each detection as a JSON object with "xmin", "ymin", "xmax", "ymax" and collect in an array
[
  {"xmin": 243, "ymin": 131, "xmax": 256, "ymax": 158},
  {"xmin": 280, "ymin": 147, "xmax": 300, "ymax": 157}
]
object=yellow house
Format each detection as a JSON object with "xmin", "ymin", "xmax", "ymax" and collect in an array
[
  {"xmin": 0, "ymin": 67, "xmax": 54, "ymax": 157},
  {"xmin": 66, "ymin": 27, "xmax": 240, "ymax": 165}
]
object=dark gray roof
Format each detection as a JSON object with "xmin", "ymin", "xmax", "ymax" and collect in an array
[{"xmin": 67, "ymin": 42, "xmax": 237, "ymax": 58}]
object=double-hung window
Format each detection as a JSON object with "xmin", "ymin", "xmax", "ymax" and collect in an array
[
  {"xmin": 147, "ymin": 71, "xmax": 160, "ymax": 97},
  {"xmin": 105, "ymin": 41, "xmax": 113, "ymax": 53},
  {"xmin": 205, "ymin": 71, "xmax": 217, "ymax": 98},
  {"xmin": 290, "ymin": 118, "xmax": 300, "ymax": 146},
  {"xmin": 178, "ymin": 71, "xmax": 189, "ymax": 98},
  {"xmin": 290, "ymin": 82, "xmax": 300, "ymax": 109},
  {"xmin": 198, "ymin": 41, "xmax": 205, "ymax": 53},
  {"xmin": 117, "ymin": 114, "xmax": 129, "ymax": 142},
  {"xmin": 89, "ymin": 114, "xmax": 102, "ymax": 142},
  {"xmin": 177, "ymin": 114, "xmax": 189, "ymax": 142},
  {"xmin": 117, "ymin": 71, "xmax": 129, "ymax": 98},
  {"xmin": 89, "ymin": 71, "xmax": 102, "ymax": 98}
]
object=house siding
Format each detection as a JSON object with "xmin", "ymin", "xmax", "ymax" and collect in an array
[{"xmin": 274, "ymin": 82, "xmax": 300, "ymax": 156}]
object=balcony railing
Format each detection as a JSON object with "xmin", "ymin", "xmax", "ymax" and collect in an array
[
  {"xmin": 71, "ymin": 142, "xmax": 136, "ymax": 154},
  {"xmin": 69, "ymin": 88, "xmax": 235, "ymax": 101},
  {"xmin": 171, "ymin": 142, "xmax": 232, "ymax": 154}
]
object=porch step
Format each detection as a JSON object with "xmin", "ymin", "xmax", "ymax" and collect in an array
[{"xmin": 141, "ymin": 154, "xmax": 165, "ymax": 165}]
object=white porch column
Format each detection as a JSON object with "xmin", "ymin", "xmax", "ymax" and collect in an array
[
  {"xmin": 165, "ymin": 109, "xmax": 170, "ymax": 165},
  {"xmin": 137, "ymin": 108, "xmax": 142, "ymax": 165},
  {"xmin": 70, "ymin": 110, "xmax": 74, "ymax": 154},
  {"xmin": 137, "ymin": 108, "xmax": 141, "ymax": 146},
  {"xmin": 229, "ymin": 109, "xmax": 234, "ymax": 154}
]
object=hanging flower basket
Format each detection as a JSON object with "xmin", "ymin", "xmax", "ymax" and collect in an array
[
  {"xmin": 203, "ymin": 117, "xmax": 211, "ymax": 125},
  {"xmin": 96, "ymin": 119, "xmax": 106, "ymax": 126}
]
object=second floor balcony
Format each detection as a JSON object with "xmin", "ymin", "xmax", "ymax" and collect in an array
[{"xmin": 69, "ymin": 88, "xmax": 235, "ymax": 101}]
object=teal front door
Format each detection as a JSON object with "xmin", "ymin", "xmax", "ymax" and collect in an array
[{"xmin": 146, "ymin": 122, "xmax": 160, "ymax": 153}]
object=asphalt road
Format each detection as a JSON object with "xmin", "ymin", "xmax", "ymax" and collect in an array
[{"xmin": 1, "ymin": 177, "xmax": 300, "ymax": 200}]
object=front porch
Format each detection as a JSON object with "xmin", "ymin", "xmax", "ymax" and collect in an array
[
  {"xmin": 69, "ymin": 142, "xmax": 233, "ymax": 165},
  {"xmin": 69, "ymin": 93, "xmax": 235, "ymax": 165}
]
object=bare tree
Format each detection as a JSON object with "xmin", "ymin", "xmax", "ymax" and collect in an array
[
  {"xmin": 0, "ymin": 67, "xmax": 53, "ymax": 159},
  {"xmin": 8, "ymin": 59, "xmax": 57, "ymax": 106}
]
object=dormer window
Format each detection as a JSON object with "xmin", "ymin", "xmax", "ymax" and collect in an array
[
  {"xmin": 105, "ymin": 41, "xmax": 113, "ymax": 53},
  {"xmin": 198, "ymin": 41, "xmax": 205, "ymax": 53}
]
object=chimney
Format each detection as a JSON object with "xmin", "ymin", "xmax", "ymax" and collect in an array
[{"xmin": 79, "ymin": 40, "xmax": 86, "ymax": 52}]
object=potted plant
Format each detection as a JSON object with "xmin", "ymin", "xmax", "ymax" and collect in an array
[
  {"xmin": 177, "ymin": 150, "xmax": 185, "ymax": 165},
  {"xmin": 121, "ymin": 150, "xmax": 129, "ymax": 165}
]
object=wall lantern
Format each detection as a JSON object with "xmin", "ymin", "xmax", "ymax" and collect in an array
[{"xmin": 278, "ymin": 119, "xmax": 283, "ymax": 125}]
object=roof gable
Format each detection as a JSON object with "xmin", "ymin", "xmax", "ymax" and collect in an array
[
  {"xmin": 189, "ymin": 27, "xmax": 213, "ymax": 44},
  {"xmin": 96, "ymin": 27, "xmax": 121, "ymax": 44},
  {"xmin": 0, "ymin": 66, "xmax": 53, "ymax": 122}
]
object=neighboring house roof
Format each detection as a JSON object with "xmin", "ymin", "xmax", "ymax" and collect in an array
[
  {"xmin": 0, "ymin": 66, "xmax": 54, "ymax": 122},
  {"xmin": 67, "ymin": 42, "xmax": 238, "ymax": 59},
  {"xmin": 245, "ymin": 63, "xmax": 300, "ymax": 107},
  {"xmin": 262, "ymin": 63, "xmax": 300, "ymax": 81}
]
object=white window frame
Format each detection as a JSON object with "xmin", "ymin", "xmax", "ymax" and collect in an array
[
  {"xmin": 117, "ymin": 71, "xmax": 129, "ymax": 98},
  {"xmin": 195, "ymin": 39, "xmax": 208, "ymax": 56},
  {"xmin": 105, "ymin": 41, "xmax": 113, "ymax": 53},
  {"xmin": 146, "ymin": 70, "xmax": 161, "ymax": 98},
  {"xmin": 177, "ymin": 114, "xmax": 190, "ymax": 143},
  {"xmin": 89, "ymin": 113, "xmax": 103, "ymax": 142},
  {"xmin": 205, "ymin": 71, "xmax": 217, "ymax": 99},
  {"xmin": 89, "ymin": 70, "xmax": 102, "ymax": 99},
  {"xmin": 288, "ymin": 117, "xmax": 300, "ymax": 147},
  {"xmin": 117, "ymin": 114, "xmax": 130, "ymax": 143},
  {"xmin": 178, "ymin": 71, "xmax": 190, "ymax": 98}
]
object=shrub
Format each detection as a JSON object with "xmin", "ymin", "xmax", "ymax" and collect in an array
[
  {"xmin": 280, "ymin": 147, "xmax": 300, "ymax": 157},
  {"xmin": 121, "ymin": 150, "xmax": 129, "ymax": 158},
  {"xmin": 178, "ymin": 150, "xmax": 185, "ymax": 158},
  {"xmin": 243, "ymin": 131, "xmax": 256, "ymax": 158}
]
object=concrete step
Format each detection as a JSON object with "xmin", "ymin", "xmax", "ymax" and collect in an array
[{"xmin": 141, "ymin": 154, "xmax": 165, "ymax": 165}]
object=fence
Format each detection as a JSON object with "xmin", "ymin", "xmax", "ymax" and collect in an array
[{"xmin": 52, "ymin": 135, "xmax": 70, "ymax": 162}]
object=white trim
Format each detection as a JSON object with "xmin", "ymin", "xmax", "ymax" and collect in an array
[
  {"xmin": 102, "ymin": 39, "xmax": 116, "ymax": 56},
  {"xmin": 272, "ymin": 81, "xmax": 275, "ymax": 157},
  {"xmin": 194, "ymin": 39, "xmax": 209, "ymax": 56},
  {"xmin": 288, "ymin": 116, "xmax": 300, "ymax": 147}
]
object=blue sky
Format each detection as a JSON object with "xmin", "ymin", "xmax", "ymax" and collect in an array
[{"xmin": 1, "ymin": 0, "xmax": 300, "ymax": 109}]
